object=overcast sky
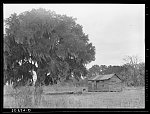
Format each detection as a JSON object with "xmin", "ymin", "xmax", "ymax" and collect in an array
[{"xmin": 3, "ymin": 4, "xmax": 145, "ymax": 69}]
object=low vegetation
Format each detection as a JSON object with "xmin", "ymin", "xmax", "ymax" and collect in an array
[{"xmin": 4, "ymin": 85, "xmax": 145, "ymax": 108}]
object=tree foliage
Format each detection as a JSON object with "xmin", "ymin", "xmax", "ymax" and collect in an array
[
  {"xmin": 87, "ymin": 65, "xmax": 100, "ymax": 77},
  {"xmin": 122, "ymin": 56, "xmax": 145, "ymax": 86},
  {"xmin": 4, "ymin": 8, "xmax": 95, "ymax": 88}
]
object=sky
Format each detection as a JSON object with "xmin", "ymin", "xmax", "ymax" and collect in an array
[{"xmin": 3, "ymin": 4, "xmax": 145, "ymax": 69}]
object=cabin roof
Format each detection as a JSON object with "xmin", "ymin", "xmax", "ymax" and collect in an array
[{"xmin": 88, "ymin": 73, "xmax": 121, "ymax": 81}]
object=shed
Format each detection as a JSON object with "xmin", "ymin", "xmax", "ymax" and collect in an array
[{"xmin": 88, "ymin": 73, "xmax": 122, "ymax": 92}]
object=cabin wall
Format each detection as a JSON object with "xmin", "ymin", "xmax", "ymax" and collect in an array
[
  {"xmin": 88, "ymin": 75, "xmax": 122, "ymax": 92},
  {"xmin": 96, "ymin": 81, "xmax": 122, "ymax": 92},
  {"xmin": 96, "ymin": 80, "xmax": 109, "ymax": 91},
  {"xmin": 88, "ymin": 81, "xmax": 93, "ymax": 91},
  {"xmin": 108, "ymin": 75, "xmax": 122, "ymax": 83},
  {"xmin": 107, "ymin": 82, "xmax": 122, "ymax": 91}
]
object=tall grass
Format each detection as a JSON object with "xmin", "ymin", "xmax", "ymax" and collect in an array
[
  {"xmin": 41, "ymin": 94, "xmax": 82, "ymax": 108},
  {"xmin": 43, "ymin": 84, "xmax": 88, "ymax": 94},
  {"xmin": 4, "ymin": 85, "xmax": 145, "ymax": 108},
  {"xmin": 14, "ymin": 86, "xmax": 33, "ymax": 108},
  {"xmin": 4, "ymin": 85, "xmax": 43, "ymax": 108}
]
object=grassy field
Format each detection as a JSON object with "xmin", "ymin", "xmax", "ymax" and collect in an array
[{"xmin": 3, "ymin": 85, "xmax": 145, "ymax": 108}]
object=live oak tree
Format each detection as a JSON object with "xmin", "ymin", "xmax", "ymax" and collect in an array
[{"xmin": 4, "ymin": 8, "xmax": 95, "ymax": 88}]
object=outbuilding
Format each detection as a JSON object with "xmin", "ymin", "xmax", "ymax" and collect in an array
[{"xmin": 88, "ymin": 73, "xmax": 122, "ymax": 92}]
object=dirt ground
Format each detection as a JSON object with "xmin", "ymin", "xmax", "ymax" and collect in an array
[{"xmin": 4, "ymin": 86, "xmax": 145, "ymax": 108}]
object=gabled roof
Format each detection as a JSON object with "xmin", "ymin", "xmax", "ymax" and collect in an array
[{"xmin": 88, "ymin": 73, "xmax": 121, "ymax": 81}]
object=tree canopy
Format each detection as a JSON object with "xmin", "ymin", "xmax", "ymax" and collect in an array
[
  {"xmin": 87, "ymin": 65, "xmax": 100, "ymax": 77},
  {"xmin": 4, "ymin": 8, "xmax": 95, "ymax": 87}
]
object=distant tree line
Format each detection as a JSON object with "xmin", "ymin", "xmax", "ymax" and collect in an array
[{"xmin": 87, "ymin": 56, "xmax": 145, "ymax": 87}]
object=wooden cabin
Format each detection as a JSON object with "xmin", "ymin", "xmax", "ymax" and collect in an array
[{"xmin": 88, "ymin": 74, "xmax": 122, "ymax": 92}]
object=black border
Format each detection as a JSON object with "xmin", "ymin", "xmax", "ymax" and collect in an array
[
  {"xmin": 1, "ymin": 0, "xmax": 149, "ymax": 113},
  {"xmin": 1, "ymin": 0, "xmax": 149, "ymax": 4}
]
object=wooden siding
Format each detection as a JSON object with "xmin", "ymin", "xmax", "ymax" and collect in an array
[
  {"xmin": 108, "ymin": 75, "xmax": 121, "ymax": 83},
  {"xmin": 88, "ymin": 74, "xmax": 122, "ymax": 92}
]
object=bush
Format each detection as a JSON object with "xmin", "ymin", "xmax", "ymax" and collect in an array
[
  {"xmin": 4, "ymin": 84, "xmax": 44, "ymax": 108},
  {"xmin": 4, "ymin": 85, "xmax": 35, "ymax": 108}
]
